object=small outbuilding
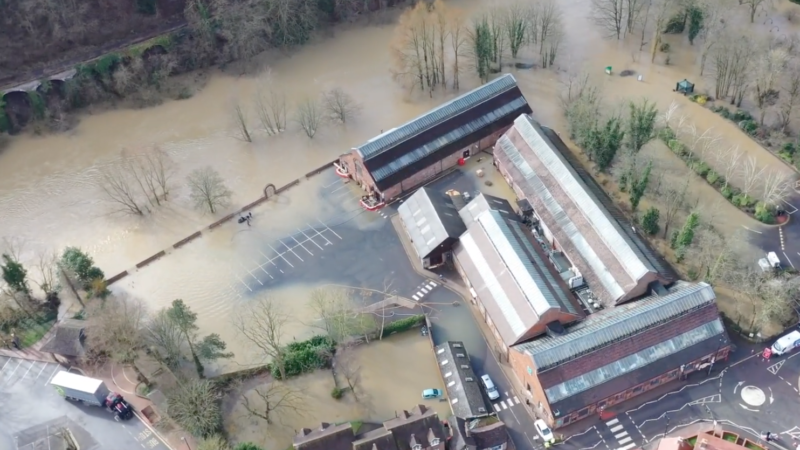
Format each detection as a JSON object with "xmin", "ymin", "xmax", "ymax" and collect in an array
[
  {"xmin": 39, "ymin": 319, "xmax": 86, "ymax": 361},
  {"xmin": 398, "ymin": 187, "xmax": 467, "ymax": 269}
]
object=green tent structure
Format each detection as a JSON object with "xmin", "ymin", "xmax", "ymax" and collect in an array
[{"xmin": 675, "ymin": 79, "xmax": 695, "ymax": 94}]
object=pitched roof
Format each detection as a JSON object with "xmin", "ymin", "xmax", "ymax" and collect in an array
[
  {"xmin": 357, "ymin": 74, "xmax": 531, "ymax": 191},
  {"xmin": 434, "ymin": 341, "xmax": 490, "ymax": 419},
  {"xmin": 458, "ymin": 193, "xmax": 518, "ymax": 227},
  {"xmin": 449, "ymin": 417, "xmax": 513, "ymax": 450},
  {"xmin": 39, "ymin": 319, "xmax": 85, "ymax": 357},
  {"xmin": 514, "ymin": 282, "xmax": 718, "ymax": 371},
  {"xmin": 398, "ymin": 187, "xmax": 466, "ymax": 259},
  {"xmin": 453, "ymin": 210, "xmax": 580, "ymax": 345},
  {"xmin": 494, "ymin": 115, "xmax": 674, "ymax": 303},
  {"xmin": 293, "ymin": 422, "xmax": 354, "ymax": 450},
  {"xmin": 383, "ymin": 405, "xmax": 445, "ymax": 450}
]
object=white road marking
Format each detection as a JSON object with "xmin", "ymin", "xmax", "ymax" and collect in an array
[
  {"xmin": 514, "ymin": 396, "xmax": 520, "ymax": 404},
  {"xmin": 421, "ymin": 287, "xmax": 429, "ymax": 294},
  {"xmin": 299, "ymin": 228, "xmax": 324, "ymax": 250},
  {"xmin": 46, "ymin": 364, "xmax": 61, "ymax": 384},
  {"xmin": 266, "ymin": 244, "xmax": 294, "ymax": 268},
  {"xmin": 610, "ymin": 425, "xmax": 624, "ymax": 433},
  {"xmin": 783, "ymin": 199, "xmax": 798, "ymax": 214},
  {"xmin": 784, "ymin": 251, "xmax": 796, "ymax": 268},
  {"xmin": 501, "ymin": 401, "xmax": 508, "ymax": 410},
  {"xmin": 618, "ymin": 437, "xmax": 632, "ymax": 445},
  {"xmin": 308, "ymin": 223, "xmax": 334, "ymax": 246},
  {"xmin": 412, "ymin": 295, "xmax": 420, "ymax": 301},
  {"xmin": 494, "ymin": 403, "xmax": 501, "ymax": 412},
  {"xmin": 618, "ymin": 443, "xmax": 637, "ymax": 450},
  {"xmin": 292, "ymin": 234, "xmax": 313, "ymax": 256},
  {"xmin": 416, "ymin": 291, "xmax": 424, "ymax": 297},
  {"xmin": 6, "ymin": 359, "xmax": 22, "ymax": 378},
  {"xmin": 22, "ymin": 361, "xmax": 37, "ymax": 378},
  {"xmin": 615, "ymin": 432, "xmax": 629, "ymax": 439},
  {"xmin": 281, "ymin": 239, "xmax": 304, "ymax": 262},
  {"xmin": 0, "ymin": 358, "xmax": 10, "ymax": 372},
  {"xmin": 427, "ymin": 283, "xmax": 436, "ymax": 289},
  {"xmin": 35, "ymin": 362, "xmax": 48, "ymax": 379},
  {"xmin": 741, "ymin": 225, "xmax": 763, "ymax": 234},
  {"xmin": 606, "ymin": 418, "xmax": 620, "ymax": 426},
  {"xmin": 429, "ymin": 281, "xmax": 437, "ymax": 286},
  {"xmin": 317, "ymin": 219, "xmax": 342, "ymax": 240}
]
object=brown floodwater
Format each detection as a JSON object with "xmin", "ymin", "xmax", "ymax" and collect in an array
[
  {"xmin": 224, "ymin": 331, "xmax": 450, "ymax": 450},
  {"xmin": 0, "ymin": 0, "xmax": 794, "ymax": 366}
]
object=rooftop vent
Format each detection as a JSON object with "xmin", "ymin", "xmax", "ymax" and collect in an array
[
  {"xmin": 456, "ymin": 353, "xmax": 466, "ymax": 358},
  {"xmin": 460, "ymin": 365, "xmax": 470, "ymax": 369},
  {"xmin": 465, "ymin": 377, "xmax": 474, "ymax": 381},
  {"xmin": 453, "ymin": 343, "xmax": 463, "ymax": 348}
]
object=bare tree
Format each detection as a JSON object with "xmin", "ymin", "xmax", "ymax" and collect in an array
[
  {"xmin": 83, "ymin": 294, "xmax": 148, "ymax": 365},
  {"xmin": 449, "ymin": 7, "xmax": 468, "ymax": 90},
  {"xmin": 254, "ymin": 80, "xmax": 288, "ymax": 136},
  {"xmin": 33, "ymin": 250, "xmax": 60, "ymax": 300},
  {"xmin": 777, "ymin": 61, "xmax": 800, "ymax": 133},
  {"xmin": 99, "ymin": 161, "xmax": 146, "ymax": 216},
  {"xmin": 538, "ymin": 0, "xmax": 564, "ymax": 67},
  {"xmin": 232, "ymin": 101, "xmax": 252, "ymax": 143},
  {"xmin": 760, "ymin": 171, "xmax": 790, "ymax": 208},
  {"xmin": 752, "ymin": 46, "xmax": 788, "ymax": 125},
  {"xmin": 503, "ymin": 2, "xmax": 528, "ymax": 59},
  {"xmin": 295, "ymin": 97, "xmax": 324, "ymax": 139},
  {"xmin": 336, "ymin": 346, "xmax": 362, "ymax": 401},
  {"xmin": 649, "ymin": 0, "xmax": 678, "ymax": 62},
  {"xmin": 308, "ymin": 287, "xmax": 374, "ymax": 343},
  {"xmin": 624, "ymin": 0, "xmax": 646, "ymax": 36},
  {"xmin": 591, "ymin": 0, "xmax": 626, "ymax": 39},
  {"xmin": 685, "ymin": 226, "xmax": 737, "ymax": 283},
  {"xmin": 322, "ymin": 88, "xmax": 361, "ymax": 125},
  {"xmin": 715, "ymin": 145, "xmax": 744, "ymax": 189},
  {"xmin": 712, "ymin": 34, "xmax": 753, "ymax": 105},
  {"xmin": 98, "ymin": 149, "xmax": 173, "ymax": 215},
  {"xmin": 696, "ymin": 0, "xmax": 727, "ymax": 76},
  {"xmin": 167, "ymin": 379, "xmax": 222, "ymax": 438},
  {"xmin": 742, "ymin": 0, "xmax": 769, "ymax": 23},
  {"xmin": 739, "ymin": 156, "xmax": 766, "ymax": 199},
  {"xmin": 234, "ymin": 296, "xmax": 290, "ymax": 380},
  {"xmin": 138, "ymin": 147, "xmax": 173, "ymax": 203},
  {"xmin": 145, "ymin": 309, "xmax": 185, "ymax": 370},
  {"xmin": 241, "ymin": 381, "xmax": 305, "ymax": 424},
  {"xmin": 661, "ymin": 175, "xmax": 690, "ymax": 238},
  {"xmin": 197, "ymin": 435, "xmax": 231, "ymax": 450},
  {"xmin": 187, "ymin": 167, "xmax": 233, "ymax": 214}
]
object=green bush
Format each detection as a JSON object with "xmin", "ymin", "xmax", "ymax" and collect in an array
[
  {"xmin": 782, "ymin": 142, "xmax": 796, "ymax": 155},
  {"xmin": 660, "ymin": 42, "xmax": 671, "ymax": 52},
  {"xmin": 732, "ymin": 194, "xmax": 756, "ymax": 208},
  {"xmin": 721, "ymin": 185, "xmax": 734, "ymax": 200},
  {"xmin": 640, "ymin": 207, "xmax": 660, "ymax": 235},
  {"xmin": 670, "ymin": 231, "xmax": 679, "ymax": 249},
  {"xmin": 739, "ymin": 120, "xmax": 758, "ymax": 135},
  {"xmin": 733, "ymin": 110, "xmax": 753, "ymax": 122},
  {"xmin": 755, "ymin": 202, "xmax": 775, "ymax": 224},
  {"xmin": 380, "ymin": 314, "xmax": 425, "ymax": 338},
  {"xmin": 668, "ymin": 139, "xmax": 687, "ymax": 156},
  {"xmin": 664, "ymin": 14, "xmax": 685, "ymax": 34},
  {"xmin": 272, "ymin": 335, "xmax": 335, "ymax": 380},
  {"xmin": 687, "ymin": 267, "xmax": 699, "ymax": 281},
  {"xmin": 779, "ymin": 151, "xmax": 794, "ymax": 163},
  {"xmin": 691, "ymin": 161, "xmax": 710, "ymax": 177},
  {"xmin": 657, "ymin": 127, "xmax": 676, "ymax": 141},
  {"xmin": 136, "ymin": 0, "xmax": 157, "ymax": 14},
  {"xmin": 331, "ymin": 387, "xmax": 344, "ymax": 399},
  {"xmin": 706, "ymin": 171, "xmax": 720, "ymax": 186}
]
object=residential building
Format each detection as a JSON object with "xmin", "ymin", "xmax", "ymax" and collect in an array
[
  {"xmin": 508, "ymin": 281, "xmax": 730, "ymax": 428},
  {"xmin": 293, "ymin": 405, "xmax": 447, "ymax": 450},
  {"xmin": 493, "ymin": 114, "xmax": 676, "ymax": 305},
  {"xmin": 398, "ymin": 187, "xmax": 467, "ymax": 268},
  {"xmin": 434, "ymin": 341, "xmax": 490, "ymax": 419},
  {"xmin": 452, "ymin": 194, "xmax": 583, "ymax": 354},
  {"xmin": 448, "ymin": 416, "xmax": 516, "ymax": 450},
  {"xmin": 337, "ymin": 74, "xmax": 531, "ymax": 202}
]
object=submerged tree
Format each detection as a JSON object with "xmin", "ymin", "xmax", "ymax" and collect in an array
[
  {"xmin": 167, "ymin": 379, "xmax": 222, "ymax": 438},
  {"xmin": 165, "ymin": 299, "xmax": 233, "ymax": 378},
  {"xmin": 187, "ymin": 167, "xmax": 233, "ymax": 214},
  {"xmin": 295, "ymin": 97, "xmax": 324, "ymax": 139},
  {"xmin": 626, "ymin": 99, "xmax": 658, "ymax": 153}
]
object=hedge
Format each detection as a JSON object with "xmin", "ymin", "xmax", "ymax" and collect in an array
[
  {"xmin": 657, "ymin": 128, "xmax": 775, "ymax": 224},
  {"xmin": 273, "ymin": 335, "xmax": 336, "ymax": 379},
  {"xmin": 380, "ymin": 314, "xmax": 425, "ymax": 338}
]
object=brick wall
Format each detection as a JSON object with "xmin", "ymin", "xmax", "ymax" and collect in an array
[
  {"xmin": 508, "ymin": 347, "xmax": 554, "ymax": 421},
  {"xmin": 537, "ymin": 304, "xmax": 722, "ymax": 387}
]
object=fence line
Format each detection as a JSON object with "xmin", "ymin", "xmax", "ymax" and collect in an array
[{"xmin": 135, "ymin": 250, "xmax": 166, "ymax": 269}]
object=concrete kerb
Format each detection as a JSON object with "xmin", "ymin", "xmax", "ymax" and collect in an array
[{"xmin": 389, "ymin": 214, "xmax": 540, "ymax": 425}]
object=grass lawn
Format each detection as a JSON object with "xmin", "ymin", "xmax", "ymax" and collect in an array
[
  {"xmin": 723, "ymin": 433, "xmax": 738, "ymax": 443},
  {"xmin": 15, "ymin": 312, "xmax": 57, "ymax": 348},
  {"xmin": 687, "ymin": 437, "xmax": 698, "ymax": 446}
]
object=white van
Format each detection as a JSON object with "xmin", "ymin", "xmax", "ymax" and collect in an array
[
  {"xmin": 481, "ymin": 374, "xmax": 500, "ymax": 400},
  {"xmin": 772, "ymin": 330, "xmax": 800, "ymax": 356}
]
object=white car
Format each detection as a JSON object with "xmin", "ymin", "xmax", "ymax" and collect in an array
[
  {"xmin": 535, "ymin": 419, "xmax": 555, "ymax": 443},
  {"xmin": 481, "ymin": 374, "xmax": 500, "ymax": 400}
]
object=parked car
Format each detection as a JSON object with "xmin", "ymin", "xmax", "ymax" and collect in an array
[
  {"xmin": 422, "ymin": 388, "xmax": 443, "ymax": 399},
  {"xmin": 535, "ymin": 419, "xmax": 555, "ymax": 443},
  {"xmin": 480, "ymin": 374, "xmax": 500, "ymax": 400}
]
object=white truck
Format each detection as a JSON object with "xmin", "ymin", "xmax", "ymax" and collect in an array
[{"xmin": 50, "ymin": 371, "xmax": 134, "ymax": 420}]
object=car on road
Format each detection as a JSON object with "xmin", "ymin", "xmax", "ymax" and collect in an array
[
  {"xmin": 481, "ymin": 374, "xmax": 500, "ymax": 400},
  {"xmin": 422, "ymin": 389, "xmax": 443, "ymax": 399},
  {"xmin": 535, "ymin": 419, "xmax": 555, "ymax": 443}
]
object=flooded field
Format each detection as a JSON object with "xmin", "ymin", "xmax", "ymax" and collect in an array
[{"xmin": 223, "ymin": 332, "xmax": 450, "ymax": 450}]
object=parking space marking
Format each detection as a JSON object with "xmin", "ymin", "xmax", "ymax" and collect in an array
[
  {"xmin": 292, "ymin": 234, "xmax": 313, "ymax": 256},
  {"xmin": 299, "ymin": 228, "xmax": 324, "ymax": 250},
  {"xmin": 266, "ymin": 244, "xmax": 294, "ymax": 268},
  {"xmin": 21, "ymin": 361, "xmax": 37, "ymax": 378},
  {"xmin": 251, "ymin": 258, "xmax": 274, "ymax": 280},
  {"xmin": 34, "ymin": 362, "xmax": 48, "ymax": 379},
  {"xmin": 5, "ymin": 359, "xmax": 22, "ymax": 378},
  {"xmin": 281, "ymin": 239, "xmax": 304, "ymax": 262},
  {"xmin": 46, "ymin": 364, "xmax": 61, "ymax": 384},
  {"xmin": 231, "ymin": 268, "xmax": 254, "ymax": 292},
  {"xmin": 238, "ymin": 261, "xmax": 265, "ymax": 285},
  {"xmin": 783, "ymin": 199, "xmax": 798, "ymax": 215},
  {"xmin": 318, "ymin": 218, "xmax": 343, "ymax": 240},
  {"xmin": 0, "ymin": 357, "xmax": 10, "ymax": 372},
  {"xmin": 784, "ymin": 251, "xmax": 796, "ymax": 269}
]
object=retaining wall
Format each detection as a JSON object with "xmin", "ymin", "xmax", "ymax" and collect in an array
[{"xmin": 135, "ymin": 250, "xmax": 166, "ymax": 269}]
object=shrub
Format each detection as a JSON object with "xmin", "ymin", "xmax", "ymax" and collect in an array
[
  {"xmin": 706, "ymin": 171, "xmax": 720, "ymax": 186},
  {"xmin": 668, "ymin": 139, "xmax": 687, "ymax": 156},
  {"xmin": 670, "ymin": 231, "xmax": 679, "ymax": 249},
  {"xmin": 272, "ymin": 335, "xmax": 335, "ymax": 379},
  {"xmin": 331, "ymin": 387, "xmax": 344, "ymax": 399},
  {"xmin": 782, "ymin": 142, "xmax": 796, "ymax": 155},
  {"xmin": 755, "ymin": 202, "xmax": 775, "ymax": 224},
  {"xmin": 721, "ymin": 185, "xmax": 734, "ymax": 200},
  {"xmin": 641, "ymin": 207, "xmax": 660, "ymax": 235},
  {"xmin": 380, "ymin": 314, "xmax": 425, "ymax": 338},
  {"xmin": 691, "ymin": 161, "xmax": 710, "ymax": 177},
  {"xmin": 657, "ymin": 127, "xmax": 676, "ymax": 141},
  {"xmin": 664, "ymin": 14, "xmax": 685, "ymax": 34},
  {"xmin": 660, "ymin": 42, "xmax": 672, "ymax": 52},
  {"xmin": 733, "ymin": 194, "xmax": 756, "ymax": 208},
  {"xmin": 739, "ymin": 120, "xmax": 758, "ymax": 135},
  {"xmin": 733, "ymin": 110, "xmax": 753, "ymax": 122},
  {"xmin": 687, "ymin": 267, "xmax": 700, "ymax": 281}
]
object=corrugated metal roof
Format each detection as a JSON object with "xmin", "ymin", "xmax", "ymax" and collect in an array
[
  {"xmin": 358, "ymin": 74, "xmax": 519, "ymax": 161},
  {"xmin": 398, "ymin": 187, "xmax": 465, "ymax": 259},
  {"xmin": 512, "ymin": 115, "xmax": 654, "ymax": 282},
  {"xmin": 515, "ymin": 282, "xmax": 717, "ymax": 370},
  {"xmin": 496, "ymin": 134, "xmax": 626, "ymax": 300},
  {"xmin": 478, "ymin": 210, "xmax": 562, "ymax": 314},
  {"xmin": 371, "ymin": 96, "xmax": 528, "ymax": 182},
  {"xmin": 544, "ymin": 319, "xmax": 724, "ymax": 403},
  {"xmin": 458, "ymin": 193, "xmax": 517, "ymax": 227}
]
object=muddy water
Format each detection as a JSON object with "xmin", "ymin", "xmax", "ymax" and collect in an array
[{"xmin": 224, "ymin": 332, "xmax": 450, "ymax": 450}]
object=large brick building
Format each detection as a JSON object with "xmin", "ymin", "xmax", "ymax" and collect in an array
[
  {"xmin": 337, "ymin": 74, "xmax": 531, "ymax": 203},
  {"xmin": 493, "ymin": 114, "xmax": 676, "ymax": 305}
]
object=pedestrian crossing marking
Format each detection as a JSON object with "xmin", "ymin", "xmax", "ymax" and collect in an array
[
  {"xmin": 618, "ymin": 437, "xmax": 632, "ymax": 445},
  {"xmin": 619, "ymin": 443, "xmax": 636, "ymax": 450},
  {"xmin": 615, "ymin": 432, "xmax": 629, "ymax": 439},
  {"xmin": 606, "ymin": 418, "xmax": 619, "ymax": 426},
  {"xmin": 416, "ymin": 291, "xmax": 423, "ymax": 297},
  {"xmin": 610, "ymin": 425, "xmax": 624, "ymax": 433},
  {"xmin": 429, "ymin": 281, "xmax": 437, "ymax": 287},
  {"xmin": 412, "ymin": 295, "xmax": 419, "ymax": 301},
  {"xmin": 513, "ymin": 396, "xmax": 520, "ymax": 404},
  {"xmin": 427, "ymin": 283, "xmax": 436, "ymax": 289},
  {"xmin": 494, "ymin": 403, "xmax": 501, "ymax": 412},
  {"xmin": 421, "ymin": 287, "xmax": 429, "ymax": 294},
  {"xmin": 501, "ymin": 401, "xmax": 508, "ymax": 410}
]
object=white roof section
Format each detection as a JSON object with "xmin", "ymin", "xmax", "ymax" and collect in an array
[{"xmin": 50, "ymin": 371, "xmax": 103, "ymax": 393}]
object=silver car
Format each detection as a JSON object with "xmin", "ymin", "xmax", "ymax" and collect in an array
[{"xmin": 481, "ymin": 374, "xmax": 500, "ymax": 400}]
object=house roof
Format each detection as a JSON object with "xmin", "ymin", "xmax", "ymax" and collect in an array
[
  {"xmin": 494, "ymin": 115, "xmax": 674, "ymax": 303},
  {"xmin": 39, "ymin": 319, "xmax": 85, "ymax": 357},
  {"xmin": 353, "ymin": 428, "xmax": 397, "ymax": 450},
  {"xmin": 357, "ymin": 74, "xmax": 531, "ymax": 191},
  {"xmin": 458, "ymin": 193, "xmax": 518, "ymax": 227},
  {"xmin": 293, "ymin": 422, "xmax": 354, "ymax": 450},
  {"xmin": 398, "ymin": 187, "xmax": 467, "ymax": 259},
  {"xmin": 449, "ymin": 417, "xmax": 513, "ymax": 450},
  {"xmin": 548, "ymin": 325, "xmax": 728, "ymax": 415},
  {"xmin": 434, "ymin": 341, "xmax": 490, "ymax": 419},
  {"xmin": 453, "ymin": 210, "xmax": 580, "ymax": 345},
  {"xmin": 383, "ymin": 405, "xmax": 445, "ymax": 450},
  {"xmin": 514, "ymin": 282, "xmax": 718, "ymax": 371}
]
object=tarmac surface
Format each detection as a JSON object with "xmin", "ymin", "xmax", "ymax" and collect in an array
[{"xmin": 0, "ymin": 356, "xmax": 170, "ymax": 450}]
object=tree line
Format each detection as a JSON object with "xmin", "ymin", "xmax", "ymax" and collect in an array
[{"xmin": 390, "ymin": 0, "xmax": 565, "ymax": 93}]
